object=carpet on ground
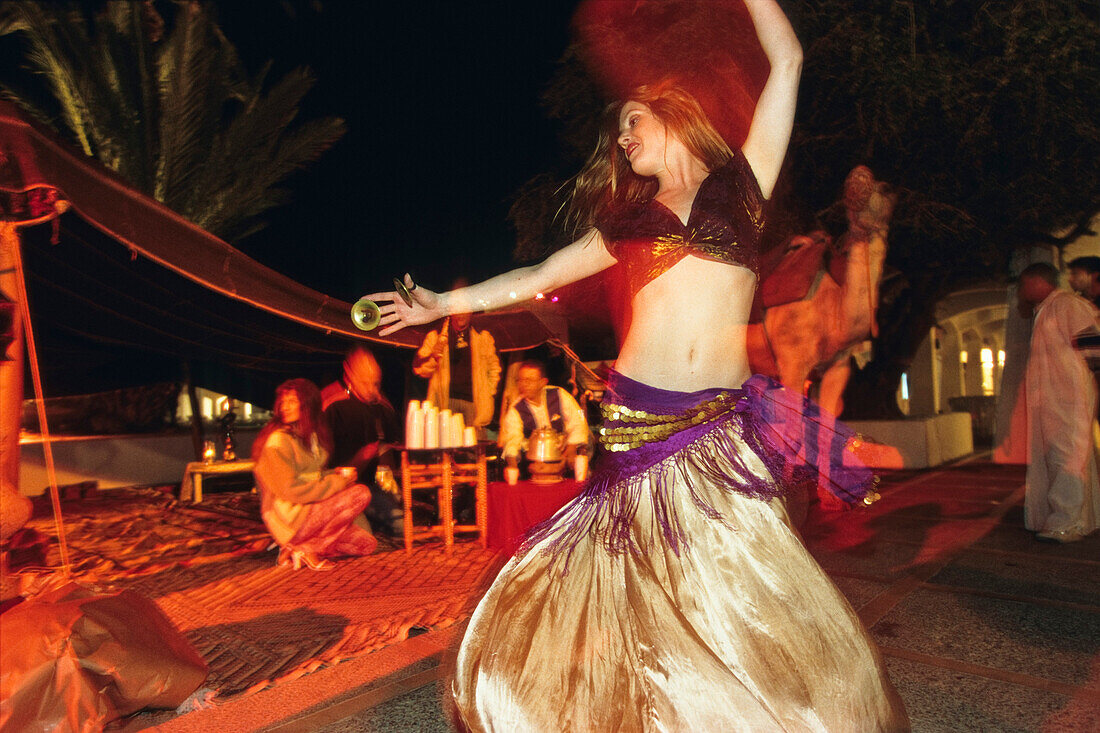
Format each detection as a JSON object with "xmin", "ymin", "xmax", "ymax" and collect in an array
[{"xmin": 9, "ymin": 487, "xmax": 500, "ymax": 701}]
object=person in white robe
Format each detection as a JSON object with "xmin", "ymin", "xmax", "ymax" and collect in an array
[{"xmin": 1019, "ymin": 262, "xmax": 1100, "ymax": 543}]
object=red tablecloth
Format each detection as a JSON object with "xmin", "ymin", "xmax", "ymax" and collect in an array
[{"xmin": 487, "ymin": 479, "xmax": 583, "ymax": 556}]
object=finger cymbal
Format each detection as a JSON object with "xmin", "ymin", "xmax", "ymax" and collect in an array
[{"xmin": 393, "ymin": 277, "xmax": 414, "ymax": 307}]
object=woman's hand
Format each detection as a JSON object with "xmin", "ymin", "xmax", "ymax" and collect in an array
[{"xmin": 366, "ymin": 273, "xmax": 445, "ymax": 335}]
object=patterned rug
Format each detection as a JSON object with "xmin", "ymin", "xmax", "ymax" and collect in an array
[{"xmin": 13, "ymin": 487, "xmax": 502, "ymax": 700}]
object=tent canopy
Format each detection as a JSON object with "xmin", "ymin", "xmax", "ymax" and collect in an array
[{"xmin": 0, "ymin": 101, "xmax": 557, "ymax": 404}]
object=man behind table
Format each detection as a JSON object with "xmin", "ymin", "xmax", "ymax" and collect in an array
[
  {"xmin": 412, "ymin": 310, "xmax": 501, "ymax": 436},
  {"xmin": 500, "ymin": 360, "xmax": 589, "ymax": 478}
]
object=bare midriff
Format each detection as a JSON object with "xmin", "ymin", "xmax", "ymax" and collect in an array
[{"xmin": 613, "ymin": 255, "xmax": 756, "ymax": 392}]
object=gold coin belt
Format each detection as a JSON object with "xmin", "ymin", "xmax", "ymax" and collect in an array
[{"xmin": 598, "ymin": 391, "xmax": 742, "ymax": 452}]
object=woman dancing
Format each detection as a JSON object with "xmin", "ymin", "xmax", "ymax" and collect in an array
[
  {"xmin": 252, "ymin": 379, "xmax": 377, "ymax": 570},
  {"xmin": 369, "ymin": 0, "xmax": 908, "ymax": 728}
]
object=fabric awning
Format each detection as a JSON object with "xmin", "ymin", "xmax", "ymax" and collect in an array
[{"xmin": 0, "ymin": 101, "xmax": 556, "ymax": 400}]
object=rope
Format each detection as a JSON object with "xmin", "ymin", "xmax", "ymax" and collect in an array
[{"xmin": 547, "ymin": 338, "xmax": 607, "ymax": 389}]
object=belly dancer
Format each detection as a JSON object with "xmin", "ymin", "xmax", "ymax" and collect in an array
[{"xmin": 369, "ymin": 1, "xmax": 908, "ymax": 728}]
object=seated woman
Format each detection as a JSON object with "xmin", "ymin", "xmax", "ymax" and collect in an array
[{"xmin": 252, "ymin": 378, "xmax": 377, "ymax": 570}]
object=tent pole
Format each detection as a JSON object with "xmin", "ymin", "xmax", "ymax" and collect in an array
[
  {"xmin": 182, "ymin": 361, "xmax": 204, "ymax": 460},
  {"xmin": 10, "ymin": 220, "xmax": 71, "ymax": 576},
  {"xmin": 0, "ymin": 223, "xmax": 32, "ymax": 543}
]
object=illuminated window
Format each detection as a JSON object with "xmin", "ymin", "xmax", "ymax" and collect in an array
[
  {"xmin": 959, "ymin": 350, "xmax": 968, "ymax": 365},
  {"xmin": 980, "ymin": 348, "xmax": 995, "ymax": 396},
  {"xmin": 997, "ymin": 350, "xmax": 1005, "ymax": 367},
  {"xmin": 178, "ymin": 394, "xmax": 193, "ymax": 421},
  {"xmin": 243, "ymin": 403, "xmax": 253, "ymax": 420},
  {"xmin": 201, "ymin": 397, "xmax": 213, "ymax": 419}
]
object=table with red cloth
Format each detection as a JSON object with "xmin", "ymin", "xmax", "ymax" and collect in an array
[{"xmin": 487, "ymin": 479, "xmax": 583, "ymax": 556}]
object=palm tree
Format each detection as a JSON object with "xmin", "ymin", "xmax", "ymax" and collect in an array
[
  {"xmin": 0, "ymin": 1, "xmax": 347, "ymax": 470},
  {"xmin": 0, "ymin": 0, "xmax": 345, "ymax": 242}
]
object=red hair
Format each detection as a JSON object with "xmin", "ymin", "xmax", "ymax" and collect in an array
[
  {"xmin": 252, "ymin": 378, "xmax": 333, "ymax": 460},
  {"xmin": 565, "ymin": 80, "xmax": 733, "ymax": 235}
]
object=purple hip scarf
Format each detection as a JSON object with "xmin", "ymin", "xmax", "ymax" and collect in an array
[
  {"xmin": 520, "ymin": 369, "xmax": 876, "ymax": 564},
  {"xmin": 596, "ymin": 369, "xmax": 760, "ymax": 480}
]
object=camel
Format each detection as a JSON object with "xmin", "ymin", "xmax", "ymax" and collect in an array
[{"xmin": 747, "ymin": 166, "xmax": 896, "ymax": 417}]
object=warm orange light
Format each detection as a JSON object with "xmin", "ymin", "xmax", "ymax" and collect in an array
[{"xmin": 980, "ymin": 349, "xmax": 995, "ymax": 395}]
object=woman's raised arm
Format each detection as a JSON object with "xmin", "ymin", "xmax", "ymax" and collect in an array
[
  {"xmin": 368, "ymin": 228, "xmax": 616, "ymax": 336},
  {"xmin": 740, "ymin": 0, "xmax": 802, "ymax": 199}
]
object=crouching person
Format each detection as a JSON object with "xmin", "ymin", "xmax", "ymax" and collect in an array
[{"xmin": 253, "ymin": 378, "xmax": 377, "ymax": 570}]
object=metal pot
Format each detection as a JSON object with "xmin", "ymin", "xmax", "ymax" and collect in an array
[{"xmin": 526, "ymin": 427, "xmax": 565, "ymax": 463}]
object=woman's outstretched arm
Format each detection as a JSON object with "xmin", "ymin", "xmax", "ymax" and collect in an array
[
  {"xmin": 367, "ymin": 228, "xmax": 616, "ymax": 335},
  {"xmin": 740, "ymin": 0, "xmax": 802, "ymax": 199}
]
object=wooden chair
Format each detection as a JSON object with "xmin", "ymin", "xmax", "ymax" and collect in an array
[{"xmin": 400, "ymin": 446, "xmax": 487, "ymax": 553}]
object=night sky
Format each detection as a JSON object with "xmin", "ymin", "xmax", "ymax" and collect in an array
[
  {"xmin": 217, "ymin": 1, "xmax": 583, "ymax": 305},
  {"xmin": 2, "ymin": 1, "xmax": 600, "ymax": 401}
]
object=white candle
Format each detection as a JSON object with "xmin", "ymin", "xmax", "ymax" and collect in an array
[
  {"xmin": 451, "ymin": 413, "xmax": 464, "ymax": 447},
  {"xmin": 463, "ymin": 426, "xmax": 477, "ymax": 447},
  {"xmin": 424, "ymin": 405, "xmax": 439, "ymax": 449},
  {"xmin": 405, "ymin": 400, "xmax": 423, "ymax": 449},
  {"xmin": 439, "ymin": 409, "xmax": 452, "ymax": 447}
]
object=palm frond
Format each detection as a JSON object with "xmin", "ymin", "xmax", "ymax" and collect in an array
[
  {"xmin": 183, "ymin": 66, "xmax": 344, "ymax": 237},
  {"xmin": 93, "ymin": 1, "xmax": 160, "ymax": 191},
  {"xmin": 0, "ymin": 87, "xmax": 57, "ymax": 131},
  {"xmin": 2, "ymin": 1, "xmax": 344, "ymax": 244},
  {"xmin": 155, "ymin": 1, "xmax": 225, "ymax": 202},
  {"xmin": 9, "ymin": 2, "xmax": 98, "ymax": 156},
  {"xmin": 199, "ymin": 115, "xmax": 345, "ymax": 238}
]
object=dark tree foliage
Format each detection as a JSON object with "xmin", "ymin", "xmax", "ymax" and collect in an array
[
  {"xmin": 791, "ymin": 0, "xmax": 1100, "ymax": 416},
  {"xmin": 0, "ymin": 1, "xmax": 345, "ymax": 244},
  {"xmin": 512, "ymin": 0, "xmax": 1100, "ymax": 416}
]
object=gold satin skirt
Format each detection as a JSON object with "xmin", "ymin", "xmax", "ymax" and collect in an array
[{"xmin": 453, "ymin": 418, "xmax": 908, "ymax": 732}]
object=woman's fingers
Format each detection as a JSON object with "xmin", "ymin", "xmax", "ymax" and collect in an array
[{"xmin": 361, "ymin": 276, "xmax": 437, "ymax": 334}]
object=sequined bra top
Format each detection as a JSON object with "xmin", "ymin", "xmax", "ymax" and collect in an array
[{"xmin": 595, "ymin": 150, "xmax": 765, "ymax": 294}]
